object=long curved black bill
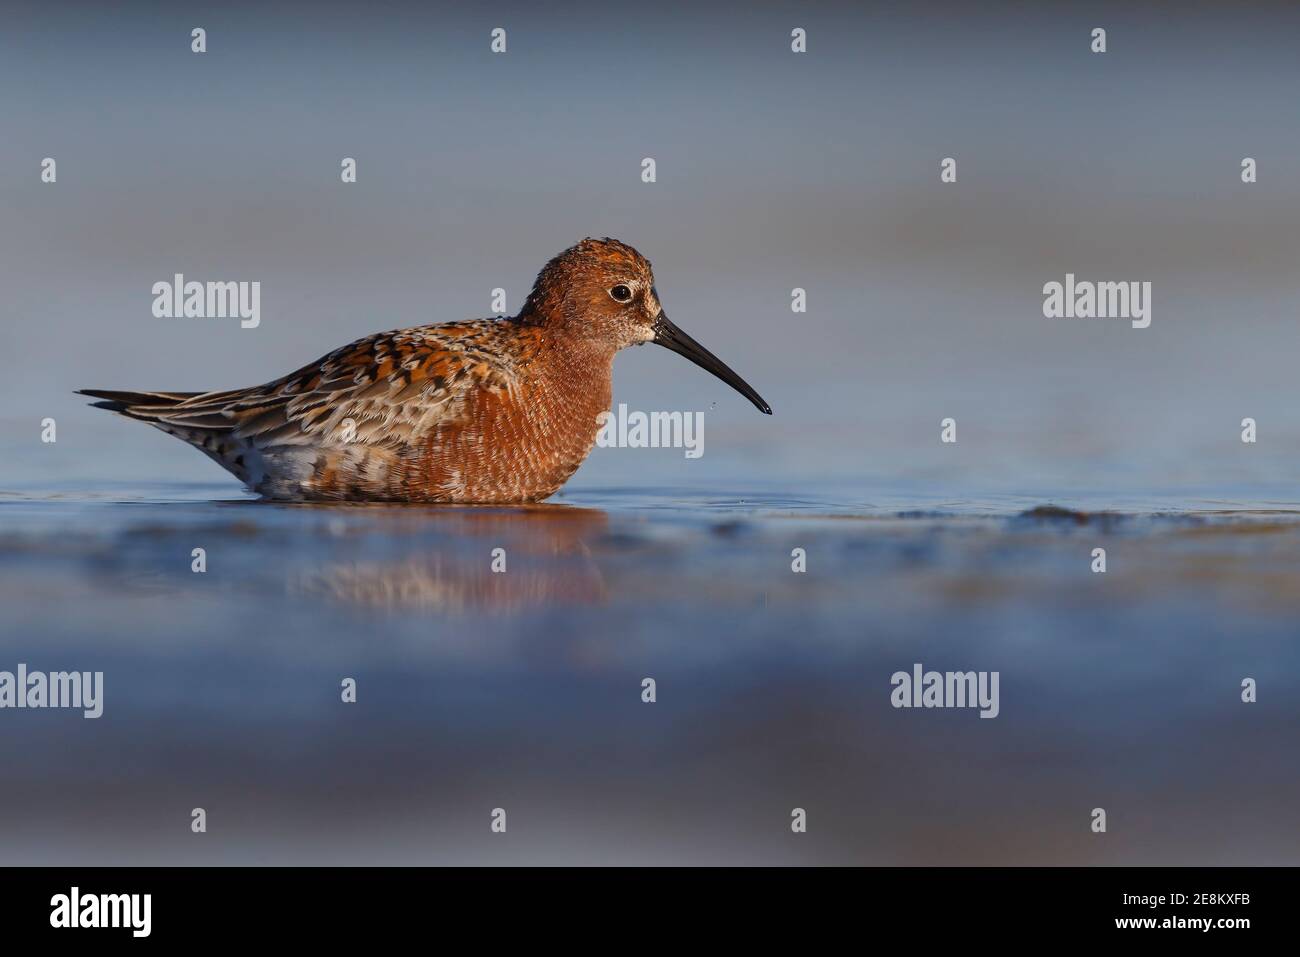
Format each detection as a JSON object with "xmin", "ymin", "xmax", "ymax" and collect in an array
[{"xmin": 652, "ymin": 314, "xmax": 772, "ymax": 414}]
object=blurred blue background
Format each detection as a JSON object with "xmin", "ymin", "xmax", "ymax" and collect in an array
[{"xmin": 3, "ymin": 0, "xmax": 1300, "ymax": 496}]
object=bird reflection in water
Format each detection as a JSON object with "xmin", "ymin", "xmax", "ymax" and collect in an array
[{"xmin": 292, "ymin": 504, "xmax": 608, "ymax": 612}]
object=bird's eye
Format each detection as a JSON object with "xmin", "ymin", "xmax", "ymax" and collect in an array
[{"xmin": 609, "ymin": 284, "xmax": 633, "ymax": 303}]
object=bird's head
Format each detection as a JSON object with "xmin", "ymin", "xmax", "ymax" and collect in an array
[{"xmin": 522, "ymin": 237, "xmax": 771, "ymax": 414}]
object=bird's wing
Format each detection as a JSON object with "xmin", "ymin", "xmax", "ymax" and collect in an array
[{"xmin": 140, "ymin": 320, "xmax": 521, "ymax": 451}]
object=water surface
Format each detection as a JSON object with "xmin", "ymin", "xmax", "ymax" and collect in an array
[{"xmin": 2, "ymin": 479, "xmax": 1296, "ymax": 865}]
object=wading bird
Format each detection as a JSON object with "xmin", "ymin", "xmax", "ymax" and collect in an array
[{"xmin": 80, "ymin": 238, "xmax": 771, "ymax": 503}]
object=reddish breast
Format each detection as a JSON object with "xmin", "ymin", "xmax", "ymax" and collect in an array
[{"xmin": 408, "ymin": 337, "xmax": 614, "ymax": 503}]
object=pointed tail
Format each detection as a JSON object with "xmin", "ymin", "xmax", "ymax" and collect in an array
[{"xmin": 76, "ymin": 389, "xmax": 202, "ymax": 416}]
